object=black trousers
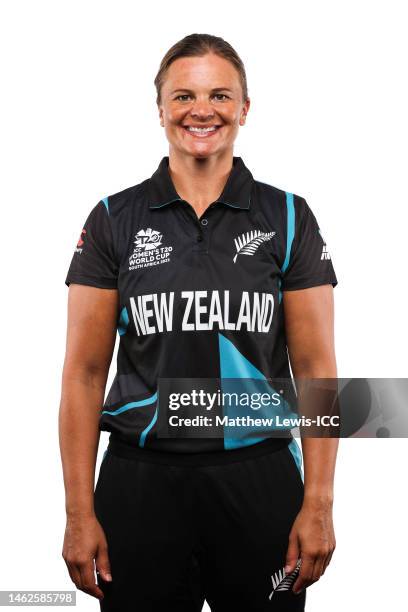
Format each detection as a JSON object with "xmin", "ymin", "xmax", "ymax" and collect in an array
[{"xmin": 94, "ymin": 437, "xmax": 306, "ymax": 612}]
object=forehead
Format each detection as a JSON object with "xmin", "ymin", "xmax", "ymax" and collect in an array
[{"xmin": 162, "ymin": 53, "xmax": 241, "ymax": 91}]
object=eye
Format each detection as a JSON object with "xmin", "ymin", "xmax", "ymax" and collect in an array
[
  {"xmin": 213, "ymin": 93, "xmax": 230, "ymax": 101},
  {"xmin": 175, "ymin": 94, "xmax": 192, "ymax": 102}
]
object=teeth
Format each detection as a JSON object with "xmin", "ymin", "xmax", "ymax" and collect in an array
[{"xmin": 187, "ymin": 126, "xmax": 217, "ymax": 132}]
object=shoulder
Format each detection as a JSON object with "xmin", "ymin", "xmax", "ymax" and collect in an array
[
  {"xmin": 252, "ymin": 177, "xmax": 308, "ymax": 219},
  {"xmin": 99, "ymin": 179, "xmax": 149, "ymax": 217}
]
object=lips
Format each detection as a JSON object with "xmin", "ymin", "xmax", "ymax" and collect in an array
[{"xmin": 182, "ymin": 125, "xmax": 222, "ymax": 137}]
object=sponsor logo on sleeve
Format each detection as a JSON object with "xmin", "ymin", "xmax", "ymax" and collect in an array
[
  {"xmin": 75, "ymin": 228, "xmax": 86, "ymax": 254},
  {"xmin": 318, "ymin": 229, "xmax": 331, "ymax": 260}
]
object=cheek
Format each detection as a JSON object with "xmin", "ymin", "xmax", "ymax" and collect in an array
[
  {"xmin": 219, "ymin": 106, "xmax": 241, "ymax": 125},
  {"xmin": 222, "ymin": 115, "xmax": 240, "ymax": 132},
  {"xmin": 164, "ymin": 106, "xmax": 186, "ymax": 126}
]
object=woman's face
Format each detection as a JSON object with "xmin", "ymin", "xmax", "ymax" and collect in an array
[{"xmin": 158, "ymin": 53, "xmax": 250, "ymax": 160}]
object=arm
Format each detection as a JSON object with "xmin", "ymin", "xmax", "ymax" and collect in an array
[
  {"xmin": 59, "ymin": 284, "xmax": 118, "ymax": 600},
  {"xmin": 283, "ymin": 284, "xmax": 338, "ymax": 594}
]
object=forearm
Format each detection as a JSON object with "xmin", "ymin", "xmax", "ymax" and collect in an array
[
  {"xmin": 292, "ymin": 361, "xmax": 339, "ymax": 506},
  {"xmin": 301, "ymin": 437, "xmax": 338, "ymax": 506},
  {"xmin": 59, "ymin": 369, "xmax": 106, "ymax": 518}
]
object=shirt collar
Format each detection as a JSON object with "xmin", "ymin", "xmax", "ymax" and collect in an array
[{"xmin": 147, "ymin": 156, "xmax": 253, "ymax": 210}]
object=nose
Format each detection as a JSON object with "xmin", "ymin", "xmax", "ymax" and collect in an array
[{"xmin": 189, "ymin": 97, "xmax": 215, "ymax": 121}]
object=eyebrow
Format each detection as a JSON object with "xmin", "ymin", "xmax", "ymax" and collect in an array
[{"xmin": 170, "ymin": 87, "xmax": 234, "ymax": 95}]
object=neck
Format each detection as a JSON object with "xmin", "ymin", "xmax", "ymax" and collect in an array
[{"xmin": 168, "ymin": 149, "xmax": 234, "ymax": 217}]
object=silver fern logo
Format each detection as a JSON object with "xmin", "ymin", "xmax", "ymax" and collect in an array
[
  {"xmin": 269, "ymin": 559, "xmax": 301, "ymax": 600},
  {"xmin": 233, "ymin": 229, "xmax": 276, "ymax": 263}
]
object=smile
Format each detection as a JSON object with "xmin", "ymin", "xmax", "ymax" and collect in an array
[{"xmin": 183, "ymin": 125, "xmax": 221, "ymax": 137}]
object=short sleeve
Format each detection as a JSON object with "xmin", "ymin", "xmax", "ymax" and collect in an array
[
  {"xmin": 281, "ymin": 196, "xmax": 338, "ymax": 291},
  {"xmin": 65, "ymin": 200, "xmax": 118, "ymax": 289}
]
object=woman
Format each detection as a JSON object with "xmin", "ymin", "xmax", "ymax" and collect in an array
[{"xmin": 60, "ymin": 33, "xmax": 338, "ymax": 612}]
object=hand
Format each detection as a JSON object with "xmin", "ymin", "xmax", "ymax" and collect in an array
[
  {"xmin": 284, "ymin": 497, "xmax": 336, "ymax": 595},
  {"xmin": 62, "ymin": 513, "xmax": 112, "ymax": 600}
]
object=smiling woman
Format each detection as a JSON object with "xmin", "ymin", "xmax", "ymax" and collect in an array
[
  {"xmin": 161, "ymin": 56, "xmax": 248, "ymax": 150},
  {"xmin": 60, "ymin": 33, "xmax": 338, "ymax": 612},
  {"xmin": 152, "ymin": 35, "xmax": 251, "ymax": 215}
]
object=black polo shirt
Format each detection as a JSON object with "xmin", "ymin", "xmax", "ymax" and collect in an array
[{"xmin": 65, "ymin": 156, "xmax": 338, "ymax": 453}]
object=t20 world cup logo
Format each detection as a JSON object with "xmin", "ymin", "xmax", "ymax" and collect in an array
[
  {"xmin": 129, "ymin": 227, "xmax": 172, "ymax": 270},
  {"xmin": 133, "ymin": 228, "xmax": 163, "ymax": 252}
]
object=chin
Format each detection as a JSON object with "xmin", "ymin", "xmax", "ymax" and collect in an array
[
  {"xmin": 184, "ymin": 144, "xmax": 222, "ymax": 159},
  {"xmin": 190, "ymin": 150, "xmax": 213, "ymax": 159}
]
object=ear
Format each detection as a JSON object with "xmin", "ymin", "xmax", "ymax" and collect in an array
[
  {"xmin": 239, "ymin": 98, "xmax": 251, "ymax": 126},
  {"xmin": 158, "ymin": 105, "xmax": 164, "ymax": 127}
]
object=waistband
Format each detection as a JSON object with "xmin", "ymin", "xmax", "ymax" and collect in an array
[{"xmin": 107, "ymin": 435, "xmax": 291, "ymax": 467}]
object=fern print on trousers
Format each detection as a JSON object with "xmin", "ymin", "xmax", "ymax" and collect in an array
[
  {"xmin": 233, "ymin": 230, "xmax": 276, "ymax": 263},
  {"xmin": 268, "ymin": 559, "xmax": 302, "ymax": 600}
]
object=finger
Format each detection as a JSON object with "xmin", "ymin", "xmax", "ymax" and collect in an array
[
  {"xmin": 320, "ymin": 546, "xmax": 334, "ymax": 576},
  {"xmin": 63, "ymin": 559, "xmax": 75, "ymax": 585},
  {"xmin": 322, "ymin": 548, "xmax": 335, "ymax": 573},
  {"xmin": 292, "ymin": 555, "xmax": 315, "ymax": 594},
  {"xmin": 95, "ymin": 544, "xmax": 112, "ymax": 583},
  {"xmin": 78, "ymin": 560, "xmax": 104, "ymax": 600},
  {"xmin": 319, "ymin": 553, "xmax": 330, "ymax": 576},
  {"xmin": 285, "ymin": 535, "xmax": 300, "ymax": 575},
  {"xmin": 311, "ymin": 554, "xmax": 325, "ymax": 582},
  {"xmin": 65, "ymin": 562, "xmax": 82, "ymax": 591}
]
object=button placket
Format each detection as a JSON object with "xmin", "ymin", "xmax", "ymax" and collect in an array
[
  {"xmin": 194, "ymin": 222, "xmax": 207, "ymax": 251},
  {"xmin": 180, "ymin": 200, "xmax": 213, "ymax": 252}
]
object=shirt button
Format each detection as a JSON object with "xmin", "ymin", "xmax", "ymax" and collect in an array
[
  {"xmin": 196, "ymin": 234, "xmax": 203, "ymax": 242},
  {"xmin": 201, "ymin": 218, "xmax": 208, "ymax": 226}
]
